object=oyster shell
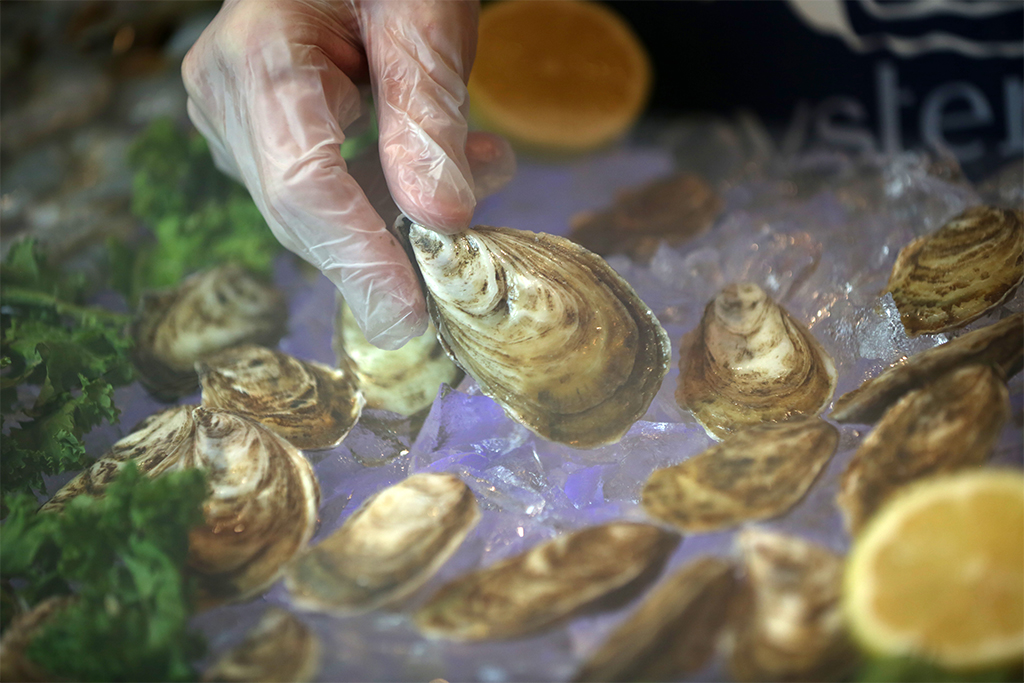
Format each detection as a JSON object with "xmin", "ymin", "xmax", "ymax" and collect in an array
[
  {"xmin": 836, "ymin": 364, "xmax": 1010, "ymax": 535},
  {"xmin": 197, "ymin": 344, "xmax": 364, "ymax": 450},
  {"xmin": 573, "ymin": 556, "xmax": 736, "ymax": 682},
  {"xmin": 130, "ymin": 264, "xmax": 288, "ymax": 401},
  {"xmin": 286, "ymin": 472, "xmax": 479, "ymax": 614},
  {"xmin": 0, "ymin": 595, "xmax": 72, "ymax": 682},
  {"xmin": 414, "ymin": 522, "xmax": 680, "ymax": 641},
  {"xmin": 568, "ymin": 172, "xmax": 723, "ymax": 261},
  {"xmin": 885, "ymin": 206, "xmax": 1023, "ymax": 336},
  {"xmin": 677, "ymin": 282, "xmax": 837, "ymax": 441},
  {"xmin": 642, "ymin": 418, "xmax": 839, "ymax": 533},
  {"xmin": 201, "ymin": 608, "xmax": 320, "ymax": 683},
  {"xmin": 831, "ymin": 313, "xmax": 1022, "ymax": 424},
  {"xmin": 41, "ymin": 403, "xmax": 197, "ymax": 513},
  {"xmin": 181, "ymin": 407, "xmax": 320, "ymax": 606},
  {"xmin": 40, "ymin": 405, "xmax": 319, "ymax": 607},
  {"xmin": 401, "ymin": 219, "xmax": 671, "ymax": 449},
  {"xmin": 333, "ymin": 296, "xmax": 462, "ymax": 417},
  {"xmin": 726, "ymin": 529, "xmax": 859, "ymax": 682}
]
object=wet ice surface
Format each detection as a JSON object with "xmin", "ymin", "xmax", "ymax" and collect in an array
[{"xmin": 62, "ymin": 144, "xmax": 1022, "ymax": 682}]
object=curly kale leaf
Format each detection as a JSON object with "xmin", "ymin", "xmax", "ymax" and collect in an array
[
  {"xmin": 112, "ymin": 119, "xmax": 282, "ymax": 302},
  {"xmin": 0, "ymin": 462, "xmax": 208, "ymax": 682},
  {"xmin": 1, "ymin": 241, "xmax": 134, "ymax": 500}
]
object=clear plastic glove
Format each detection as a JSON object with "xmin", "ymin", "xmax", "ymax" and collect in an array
[{"xmin": 182, "ymin": 0, "xmax": 515, "ymax": 349}]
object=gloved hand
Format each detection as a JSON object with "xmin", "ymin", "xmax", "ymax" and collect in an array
[{"xmin": 182, "ymin": 0, "xmax": 515, "ymax": 349}]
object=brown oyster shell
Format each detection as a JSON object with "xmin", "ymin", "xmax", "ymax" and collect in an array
[
  {"xmin": 403, "ymin": 220, "xmax": 671, "ymax": 449},
  {"xmin": 286, "ymin": 473, "xmax": 479, "ymax": 615},
  {"xmin": 831, "ymin": 313, "xmax": 1022, "ymax": 424},
  {"xmin": 726, "ymin": 529, "xmax": 859, "ymax": 682},
  {"xmin": 885, "ymin": 206, "xmax": 1023, "ymax": 336},
  {"xmin": 0, "ymin": 595, "xmax": 72, "ymax": 683},
  {"xmin": 573, "ymin": 556, "xmax": 736, "ymax": 682},
  {"xmin": 130, "ymin": 264, "xmax": 288, "ymax": 401},
  {"xmin": 333, "ymin": 295, "xmax": 463, "ymax": 417},
  {"xmin": 197, "ymin": 344, "xmax": 364, "ymax": 450},
  {"xmin": 642, "ymin": 418, "xmax": 839, "ymax": 533},
  {"xmin": 414, "ymin": 522, "xmax": 680, "ymax": 641},
  {"xmin": 677, "ymin": 282, "xmax": 837, "ymax": 441},
  {"xmin": 181, "ymin": 408, "xmax": 320, "ymax": 607},
  {"xmin": 41, "ymin": 404, "xmax": 197, "ymax": 513},
  {"xmin": 568, "ymin": 172, "xmax": 723, "ymax": 261},
  {"xmin": 201, "ymin": 608, "xmax": 320, "ymax": 683},
  {"xmin": 836, "ymin": 364, "xmax": 1010, "ymax": 535}
]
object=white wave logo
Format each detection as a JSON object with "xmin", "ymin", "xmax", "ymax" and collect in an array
[{"xmin": 787, "ymin": 0, "xmax": 1023, "ymax": 57}]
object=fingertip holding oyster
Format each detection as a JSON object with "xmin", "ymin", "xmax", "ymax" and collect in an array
[
  {"xmin": 285, "ymin": 473, "xmax": 480, "ymax": 615},
  {"xmin": 642, "ymin": 418, "xmax": 839, "ymax": 533},
  {"xmin": 886, "ymin": 206, "xmax": 1023, "ymax": 337},
  {"xmin": 677, "ymin": 282, "xmax": 837, "ymax": 441},
  {"xmin": 197, "ymin": 344, "xmax": 364, "ymax": 450},
  {"xmin": 398, "ymin": 218, "xmax": 671, "ymax": 449},
  {"xmin": 413, "ymin": 522, "xmax": 680, "ymax": 642}
]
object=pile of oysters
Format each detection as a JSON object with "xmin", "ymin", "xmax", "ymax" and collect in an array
[{"xmin": 11, "ymin": 185, "xmax": 1022, "ymax": 682}]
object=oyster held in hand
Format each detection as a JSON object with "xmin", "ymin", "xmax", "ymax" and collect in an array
[
  {"xmin": 677, "ymin": 283, "xmax": 837, "ymax": 441},
  {"xmin": 831, "ymin": 313, "xmax": 1022, "ymax": 424},
  {"xmin": 414, "ymin": 522, "xmax": 680, "ymax": 641},
  {"xmin": 837, "ymin": 364, "xmax": 1010, "ymax": 535},
  {"xmin": 333, "ymin": 296, "xmax": 462, "ymax": 417},
  {"xmin": 130, "ymin": 265, "xmax": 288, "ymax": 401},
  {"xmin": 402, "ymin": 220, "xmax": 670, "ymax": 449},
  {"xmin": 286, "ymin": 473, "xmax": 479, "ymax": 614},
  {"xmin": 198, "ymin": 344, "xmax": 364, "ymax": 450},
  {"xmin": 886, "ymin": 206, "xmax": 1023, "ymax": 337},
  {"xmin": 642, "ymin": 418, "xmax": 839, "ymax": 533}
]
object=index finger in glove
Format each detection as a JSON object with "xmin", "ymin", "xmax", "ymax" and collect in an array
[
  {"xmin": 240, "ymin": 37, "xmax": 429, "ymax": 350},
  {"xmin": 359, "ymin": 0, "xmax": 479, "ymax": 233}
]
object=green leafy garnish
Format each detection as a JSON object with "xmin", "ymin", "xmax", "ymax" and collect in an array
[
  {"xmin": 0, "ymin": 462, "xmax": 208, "ymax": 682},
  {"xmin": 1, "ymin": 240, "xmax": 134, "ymax": 502},
  {"xmin": 853, "ymin": 656, "xmax": 1021, "ymax": 682},
  {"xmin": 112, "ymin": 119, "xmax": 283, "ymax": 303}
]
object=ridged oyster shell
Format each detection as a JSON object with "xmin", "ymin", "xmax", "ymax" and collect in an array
[
  {"xmin": 677, "ymin": 282, "xmax": 837, "ymax": 441},
  {"xmin": 831, "ymin": 313, "xmax": 1022, "ymax": 424},
  {"xmin": 42, "ymin": 405, "xmax": 321, "ymax": 606},
  {"xmin": 726, "ymin": 529, "xmax": 859, "ymax": 682},
  {"xmin": 198, "ymin": 344, "xmax": 364, "ymax": 450},
  {"xmin": 414, "ymin": 522, "xmax": 680, "ymax": 641},
  {"xmin": 568, "ymin": 172, "xmax": 723, "ymax": 261},
  {"xmin": 286, "ymin": 473, "xmax": 479, "ymax": 614},
  {"xmin": 642, "ymin": 418, "xmax": 839, "ymax": 533},
  {"xmin": 41, "ymin": 403, "xmax": 197, "ymax": 513},
  {"xmin": 401, "ymin": 219, "xmax": 671, "ymax": 449},
  {"xmin": 181, "ymin": 408, "xmax": 320, "ymax": 606},
  {"xmin": 837, "ymin": 364, "xmax": 1010, "ymax": 535},
  {"xmin": 885, "ymin": 206, "xmax": 1023, "ymax": 336},
  {"xmin": 573, "ymin": 556, "xmax": 736, "ymax": 682},
  {"xmin": 333, "ymin": 296, "xmax": 462, "ymax": 417},
  {"xmin": 130, "ymin": 264, "xmax": 288, "ymax": 401},
  {"xmin": 201, "ymin": 608, "xmax": 320, "ymax": 683}
]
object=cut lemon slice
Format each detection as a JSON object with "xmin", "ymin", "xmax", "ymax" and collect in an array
[
  {"xmin": 469, "ymin": 0, "xmax": 652, "ymax": 154},
  {"xmin": 844, "ymin": 469, "xmax": 1024, "ymax": 671}
]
